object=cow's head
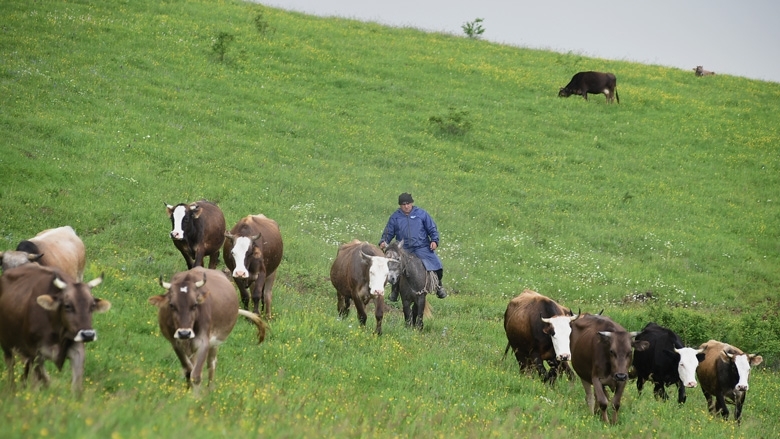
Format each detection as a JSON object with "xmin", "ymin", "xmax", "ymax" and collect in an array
[
  {"xmin": 151, "ymin": 273, "xmax": 208, "ymax": 340},
  {"xmin": 0, "ymin": 250, "xmax": 44, "ymax": 272},
  {"xmin": 36, "ymin": 274, "xmax": 111, "ymax": 342},
  {"xmin": 598, "ymin": 331, "xmax": 649, "ymax": 381},
  {"xmin": 724, "ymin": 350, "xmax": 763, "ymax": 392},
  {"xmin": 360, "ymin": 251, "xmax": 394, "ymax": 296},
  {"xmin": 166, "ymin": 202, "xmax": 203, "ymax": 240},
  {"xmin": 666, "ymin": 347, "xmax": 705, "ymax": 388},
  {"xmin": 558, "ymin": 87, "xmax": 572, "ymax": 98},
  {"xmin": 225, "ymin": 232, "xmax": 262, "ymax": 279},
  {"xmin": 541, "ymin": 313, "xmax": 578, "ymax": 361}
]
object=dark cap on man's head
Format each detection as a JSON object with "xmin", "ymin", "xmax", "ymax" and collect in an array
[{"xmin": 398, "ymin": 193, "xmax": 414, "ymax": 205}]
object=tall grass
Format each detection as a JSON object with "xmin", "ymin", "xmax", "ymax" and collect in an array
[{"xmin": 1, "ymin": 0, "xmax": 779, "ymax": 437}]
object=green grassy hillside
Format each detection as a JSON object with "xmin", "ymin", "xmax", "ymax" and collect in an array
[{"xmin": 1, "ymin": 1, "xmax": 779, "ymax": 437}]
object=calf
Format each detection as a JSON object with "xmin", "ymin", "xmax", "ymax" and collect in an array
[
  {"xmin": 223, "ymin": 214, "xmax": 284, "ymax": 319},
  {"xmin": 558, "ymin": 71, "xmax": 620, "ymax": 103},
  {"xmin": 330, "ymin": 240, "xmax": 396, "ymax": 335},
  {"xmin": 696, "ymin": 340, "xmax": 762, "ymax": 423},
  {"xmin": 166, "ymin": 200, "xmax": 226, "ymax": 269},
  {"xmin": 149, "ymin": 267, "xmax": 266, "ymax": 392},
  {"xmin": 693, "ymin": 66, "xmax": 715, "ymax": 76},
  {"xmin": 1, "ymin": 226, "xmax": 86, "ymax": 281},
  {"xmin": 503, "ymin": 290, "xmax": 576, "ymax": 384},
  {"xmin": 0, "ymin": 264, "xmax": 110, "ymax": 392},
  {"xmin": 570, "ymin": 313, "xmax": 648, "ymax": 424},
  {"xmin": 633, "ymin": 322, "xmax": 704, "ymax": 403}
]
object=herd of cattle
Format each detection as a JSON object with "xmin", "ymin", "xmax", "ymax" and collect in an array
[
  {"xmin": 503, "ymin": 290, "xmax": 762, "ymax": 424},
  {"xmin": 0, "ymin": 199, "xmax": 763, "ymax": 424}
]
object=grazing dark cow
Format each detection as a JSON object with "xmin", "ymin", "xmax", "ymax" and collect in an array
[
  {"xmin": 632, "ymin": 322, "xmax": 704, "ymax": 403},
  {"xmin": 0, "ymin": 264, "xmax": 110, "ymax": 392},
  {"xmin": 558, "ymin": 71, "xmax": 620, "ymax": 103},
  {"xmin": 696, "ymin": 340, "xmax": 762, "ymax": 423},
  {"xmin": 149, "ymin": 267, "xmax": 266, "ymax": 392},
  {"xmin": 223, "ymin": 214, "xmax": 283, "ymax": 319},
  {"xmin": 502, "ymin": 290, "xmax": 577, "ymax": 384},
  {"xmin": 330, "ymin": 240, "xmax": 396, "ymax": 335},
  {"xmin": 165, "ymin": 200, "xmax": 226, "ymax": 269},
  {"xmin": 694, "ymin": 66, "xmax": 716, "ymax": 76},
  {"xmin": 570, "ymin": 313, "xmax": 648, "ymax": 424},
  {"xmin": 1, "ymin": 226, "xmax": 86, "ymax": 281}
]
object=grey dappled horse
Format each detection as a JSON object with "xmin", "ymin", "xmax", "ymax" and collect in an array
[{"xmin": 383, "ymin": 241, "xmax": 434, "ymax": 330}]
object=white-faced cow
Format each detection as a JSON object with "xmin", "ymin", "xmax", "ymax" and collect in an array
[
  {"xmin": 166, "ymin": 200, "xmax": 226, "ymax": 269},
  {"xmin": 558, "ymin": 71, "xmax": 620, "ymax": 103},
  {"xmin": 694, "ymin": 66, "xmax": 715, "ymax": 76},
  {"xmin": 1, "ymin": 226, "xmax": 86, "ymax": 281},
  {"xmin": 0, "ymin": 263, "xmax": 110, "ymax": 393},
  {"xmin": 223, "ymin": 214, "xmax": 283, "ymax": 320},
  {"xmin": 696, "ymin": 340, "xmax": 762, "ymax": 423},
  {"xmin": 149, "ymin": 267, "xmax": 266, "ymax": 392},
  {"xmin": 632, "ymin": 322, "xmax": 704, "ymax": 404},
  {"xmin": 503, "ymin": 290, "xmax": 577, "ymax": 384},
  {"xmin": 570, "ymin": 313, "xmax": 648, "ymax": 424},
  {"xmin": 330, "ymin": 240, "xmax": 396, "ymax": 335}
]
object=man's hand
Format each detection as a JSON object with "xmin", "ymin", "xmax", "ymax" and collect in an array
[
  {"xmin": 430, "ymin": 242, "xmax": 438, "ymax": 251},
  {"xmin": 379, "ymin": 241, "xmax": 387, "ymax": 250}
]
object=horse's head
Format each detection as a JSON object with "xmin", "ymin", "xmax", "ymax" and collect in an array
[{"xmin": 383, "ymin": 240, "xmax": 404, "ymax": 285}]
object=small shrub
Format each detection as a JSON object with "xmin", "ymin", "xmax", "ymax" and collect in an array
[
  {"xmin": 254, "ymin": 10, "xmax": 271, "ymax": 35},
  {"xmin": 212, "ymin": 31, "xmax": 234, "ymax": 62},
  {"xmin": 461, "ymin": 18, "xmax": 485, "ymax": 39},
  {"xmin": 429, "ymin": 106, "xmax": 472, "ymax": 136}
]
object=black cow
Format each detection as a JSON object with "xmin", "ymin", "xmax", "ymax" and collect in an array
[
  {"xmin": 558, "ymin": 71, "xmax": 619, "ymax": 103},
  {"xmin": 632, "ymin": 322, "xmax": 704, "ymax": 403},
  {"xmin": 165, "ymin": 200, "xmax": 226, "ymax": 269}
]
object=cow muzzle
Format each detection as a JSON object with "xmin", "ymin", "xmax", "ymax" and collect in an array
[
  {"xmin": 233, "ymin": 269, "xmax": 249, "ymax": 279},
  {"xmin": 175, "ymin": 329, "xmax": 195, "ymax": 339},
  {"xmin": 614, "ymin": 373, "xmax": 628, "ymax": 382},
  {"xmin": 684, "ymin": 381, "xmax": 698, "ymax": 388},
  {"xmin": 170, "ymin": 231, "xmax": 184, "ymax": 240},
  {"xmin": 736, "ymin": 384, "xmax": 749, "ymax": 392},
  {"xmin": 556, "ymin": 354, "xmax": 571, "ymax": 361},
  {"xmin": 74, "ymin": 329, "xmax": 97, "ymax": 342}
]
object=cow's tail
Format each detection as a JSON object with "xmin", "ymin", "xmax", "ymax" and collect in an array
[
  {"xmin": 615, "ymin": 88, "xmax": 620, "ymax": 104},
  {"xmin": 502, "ymin": 342, "xmax": 511, "ymax": 361},
  {"xmin": 238, "ymin": 309, "xmax": 267, "ymax": 344}
]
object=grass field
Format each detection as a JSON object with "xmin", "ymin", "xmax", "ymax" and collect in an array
[{"xmin": 1, "ymin": 0, "xmax": 779, "ymax": 437}]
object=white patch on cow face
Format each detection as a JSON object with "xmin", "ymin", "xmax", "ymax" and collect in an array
[
  {"xmin": 675, "ymin": 347, "xmax": 701, "ymax": 388},
  {"xmin": 546, "ymin": 316, "xmax": 574, "ymax": 361},
  {"xmin": 367, "ymin": 256, "xmax": 391, "ymax": 296},
  {"xmin": 170, "ymin": 205, "xmax": 186, "ymax": 240},
  {"xmin": 180, "ymin": 286, "xmax": 188, "ymax": 293},
  {"xmin": 733, "ymin": 354, "xmax": 753, "ymax": 391},
  {"xmin": 231, "ymin": 236, "xmax": 252, "ymax": 278}
]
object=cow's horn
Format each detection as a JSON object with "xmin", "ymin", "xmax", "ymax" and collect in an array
[
  {"xmin": 159, "ymin": 275, "xmax": 171, "ymax": 290},
  {"xmin": 195, "ymin": 273, "xmax": 206, "ymax": 288},
  {"xmin": 87, "ymin": 273, "xmax": 104, "ymax": 288},
  {"xmin": 540, "ymin": 313, "xmax": 551, "ymax": 323},
  {"xmin": 53, "ymin": 277, "xmax": 67, "ymax": 290}
]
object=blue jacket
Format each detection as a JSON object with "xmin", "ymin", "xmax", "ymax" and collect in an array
[{"xmin": 380, "ymin": 206, "xmax": 443, "ymax": 271}]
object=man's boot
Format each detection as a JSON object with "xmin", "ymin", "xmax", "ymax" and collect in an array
[{"xmin": 435, "ymin": 283, "xmax": 447, "ymax": 299}]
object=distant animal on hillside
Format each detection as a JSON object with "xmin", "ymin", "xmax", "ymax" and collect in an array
[
  {"xmin": 570, "ymin": 313, "xmax": 648, "ymax": 424},
  {"xmin": 0, "ymin": 263, "xmax": 110, "ymax": 393},
  {"xmin": 165, "ymin": 200, "xmax": 226, "ymax": 269},
  {"xmin": 632, "ymin": 322, "xmax": 704, "ymax": 403},
  {"xmin": 0, "ymin": 226, "xmax": 86, "ymax": 281},
  {"xmin": 502, "ymin": 290, "xmax": 577, "ymax": 384},
  {"xmin": 382, "ymin": 240, "xmax": 434, "ymax": 330},
  {"xmin": 696, "ymin": 340, "xmax": 762, "ymax": 423},
  {"xmin": 330, "ymin": 240, "xmax": 396, "ymax": 335},
  {"xmin": 693, "ymin": 66, "xmax": 715, "ymax": 76},
  {"xmin": 149, "ymin": 267, "xmax": 266, "ymax": 392},
  {"xmin": 223, "ymin": 214, "xmax": 284, "ymax": 319},
  {"xmin": 558, "ymin": 71, "xmax": 619, "ymax": 103}
]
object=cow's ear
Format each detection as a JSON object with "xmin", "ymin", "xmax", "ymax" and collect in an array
[
  {"xmin": 633, "ymin": 340, "xmax": 650, "ymax": 352},
  {"xmin": 196, "ymin": 291, "xmax": 209, "ymax": 304},
  {"xmin": 94, "ymin": 298, "xmax": 111, "ymax": 313},
  {"xmin": 148, "ymin": 295, "xmax": 168, "ymax": 308},
  {"xmin": 749, "ymin": 355, "xmax": 763, "ymax": 367},
  {"xmin": 165, "ymin": 203, "xmax": 174, "ymax": 218},
  {"xmin": 253, "ymin": 246, "xmax": 264, "ymax": 259},
  {"xmin": 37, "ymin": 295, "xmax": 60, "ymax": 311},
  {"xmin": 696, "ymin": 352, "xmax": 706, "ymax": 363}
]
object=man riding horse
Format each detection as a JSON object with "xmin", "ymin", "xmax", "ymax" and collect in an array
[{"xmin": 379, "ymin": 193, "xmax": 447, "ymax": 300}]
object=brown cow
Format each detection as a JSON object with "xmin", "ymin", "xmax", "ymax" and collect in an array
[
  {"xmin": 694, "ymin": 66, "xmax": 716, "ymax": 76},
  {"xmin": 503, "ymin": 290, "xmax": 577, "ymax": 384},
  {"xmin": 0, "ymin": 263, "xmax": 110, "ymax": 392},
  {"xmin": 558, "ymin": 71, "xmax": 620, "ymax": 103},
  {"xmin": 166, "ymin": 200, "xmax": 226, "ymax": 269},
  {"xmin": 696, "ymin": 340, "xmax": 762, "ymax": 423},
  {"xmin": 330, "ymin": 240, "xmax": 395, "ymax": 335},
  {"xmin": 149, "ymin": 267, "xmax": 266, "ymax": 392},
  {"xmin": 1, "ymin": 226, "xmax": 86, "ymax": 281},
  {"xmin": 223, "ymin": 214, "xmax": 284, "ymax": 319},
  {"xmin": 570, "ymin": 313, "xmax": 648, "ymax": 424}
]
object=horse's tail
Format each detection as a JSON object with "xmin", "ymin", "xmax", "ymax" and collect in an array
[{"xmin": 423, "ymin": 299, "xmax": 433, "ymax": 319}]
